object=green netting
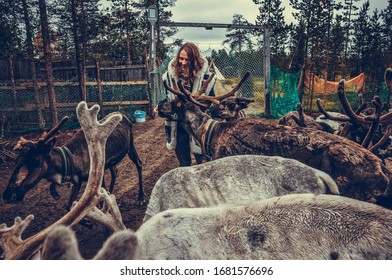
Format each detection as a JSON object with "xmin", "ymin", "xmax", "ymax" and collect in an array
[
  {"xmin": 377, "ymin": 84, "xmax": 390, "ymax": 104},
  {"xmin": 303, "ymin": 83, "xmax": 390, "ymax": 113},
  {"xmin": 270, "ymin": 65, "xmax": 301, "ymax": 119}
]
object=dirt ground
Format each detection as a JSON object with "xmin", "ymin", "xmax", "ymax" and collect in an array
[{"xmin": 0, "ymin": 116, "xmax": 180, "ymax": 259}]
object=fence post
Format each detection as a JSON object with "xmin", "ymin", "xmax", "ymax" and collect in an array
[
  {"xmin": 264, "ymin": 25, "xmax": 271, "ymax": 118},
  {"xmin": 148, "ymin": 5, "xmax": 158, "ymax": 117},
  {"xmin": 95, "ymin": 59, "xmax": 104, "ymax": 116},
  {"xmin": 8, "ymin": 57, "xmax": 20, "ymax": 123}
]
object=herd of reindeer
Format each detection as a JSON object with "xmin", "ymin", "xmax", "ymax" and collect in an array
[{"xmin": 1, "ymin": 68, "xmax": 392, "ymax": 260}]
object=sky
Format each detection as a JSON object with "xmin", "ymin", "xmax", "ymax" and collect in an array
[{"xmin": 163, "ymin": 0, "xmax": 389, "ymax": 52}]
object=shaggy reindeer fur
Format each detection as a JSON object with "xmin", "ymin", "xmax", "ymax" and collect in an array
[
  {"xmin": 43, "ymin": 226, "xmax": 138, "ymax": 260},
  {"xmin": 43, "ymin": 194, "xmax": 392, "ymax": 260},
  {"xmin": 3, "ymin": 113, "xmax": 144, "ymax": 210},
  {"xmin": 144, "ymin": 155, "xmax": 339, "ymax": 221},
  {"xmin": 158, "ymin": 97, "xmax": 392, "ymax": 209}
]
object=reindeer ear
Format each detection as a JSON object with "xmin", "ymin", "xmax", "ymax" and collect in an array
[
  {"xmin": 235, "ymin": 97, "xmax": 255, "ymax": 109},
  {"xmin": 42, "ymin": 225, "xmax": 83, "ymax": 260},
  {"xmin": 13, "ymin": 137, "xmax": 27, "ymax": 152},
  {"xmin": 44, "ymin": 137, "xmax": 58, "ymax": 150},
  {"xmin": 14, "ymin": 138, "xmax": 36, "ymax": 153}
]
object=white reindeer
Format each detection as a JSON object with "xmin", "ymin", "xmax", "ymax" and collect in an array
[
  {"xmin": 144, "ymin": 155, "xmax": 339, "ymax": 221},
  {"xmin": 43, "ymin": 193, "xmax": 392, "ymax": 260}
]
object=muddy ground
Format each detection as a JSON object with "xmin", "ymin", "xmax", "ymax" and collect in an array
[
  {"xmin": 0, "ymin": 116, "xmax": 181, "ymax": 259},
  {"xmin": 0, "ymin": 113, "xmax": 280, "ymax": 259}
]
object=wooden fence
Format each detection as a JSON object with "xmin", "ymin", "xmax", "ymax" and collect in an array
[
  {"xmin": 0, "ymin": 59, "xmax": 150, "ymax": 134},
  {"xmin": 0, "ymin": 59, "xmax": 146, "ymax": 82}
]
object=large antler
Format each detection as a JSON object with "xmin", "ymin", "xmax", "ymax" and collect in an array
[
  {"xmin": 38, "ymin": 116, "xmax": 69, "ymax": 145},
  {"xmin": 83, "ymin": 188, "xmax": 126, "ymax": 232},
  {"xmin": 0, "ymin": 102, "xmax": 122, "ymax": 259},
  {"xmin": 164, "ymin": 72, "xmax": 251, "ymax": 108}
]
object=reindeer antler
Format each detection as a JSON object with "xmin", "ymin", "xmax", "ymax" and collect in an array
[
  {"xmin": 0, "ymin": 102, "xmax": 122, "ymax": 259},
  {"xmin": 336, "ymin": 80, "xmax": 370, "ymax": 126},
  {"xmin": 164, "ymin": 72, "xmax": 251, "ymax": 108},
  {"xmin": 291, "ymin": 102, "xmax": 307, "ymax": 127},
  {"xmin": 38, "ymin": 116, "xmax": 69, "ymax": 145},
  {"xmin": 361, "ymin": 96, "xmax": 383, "ymax": 148},
  {"xmin": 83, "ymin": 188, "xmax": 126, "ymax": 232}
]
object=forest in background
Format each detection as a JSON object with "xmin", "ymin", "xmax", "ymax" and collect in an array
[{"xmin": 0, "ymin": 0, "xmax": 392, "ymax": 125}]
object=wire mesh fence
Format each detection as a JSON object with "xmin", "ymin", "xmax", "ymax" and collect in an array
[
  {"xmin": 0, "ymin": 80, "xmax": 149, "ymax": 138},
  {"xmin": 151, "ymin": 48, "xmax": 266, "ymax": 117},
  {"xmin": 1, "ymin": 50, "xmax": 389, "ymax": 140},
  {"xmin": 0, "ymin": 60, "xmax": 149, "ymax": 138}
]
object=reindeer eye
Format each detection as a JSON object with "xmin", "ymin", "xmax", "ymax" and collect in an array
[{"xmin": 228, "ymin": 103, "xmax": 236, "ymax": 110}]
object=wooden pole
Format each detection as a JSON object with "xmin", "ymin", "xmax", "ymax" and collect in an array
[
  {"xmin": 38, "ymin": 0, "xmax": 58, "ymax": 125},
  {"xmin": 8, "ymin": 56, "xmax": 20, "ymax": 122},
  {"xmin": 96, "ymin": 59, "xmax": 104, "ymax": 116},
  {"xmin": 264, "ymin": 25, "xmax": 271, "ymax": 118}
]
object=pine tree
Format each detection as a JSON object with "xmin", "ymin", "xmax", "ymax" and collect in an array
[
  {"xmin": 223, "ymin": 14, "xmax": 253, "ymax": 53},
  {"xmin": 253, "ymin": 0, "xmax": 289, "ymax": 65},
  {"xmin": 351, "ymin": 0, "xmax": 371, "ymax": 74},
  {"xmin": 342, "ymin": 0, "xmax": 360, "ymax": 60},
  {"xmin": 381, "ymin": 0, "xmax": 392, "ymax": 66}
]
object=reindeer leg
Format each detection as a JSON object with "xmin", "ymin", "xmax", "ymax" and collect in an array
[
  {"xmin": 49, "ymin": 183, "xmax": 61, "ymax": 200},
  {"xmin": 108, "ymin": 166, "xmax": 117, "ymax": 194},
  {"xmin": 66, "ymin": 183, "xmax": 81, "ymax": 212},
  {"xmin": 127, "ymin": 149, "xmax": 144, "ymax": 205},
  {"xmin": 66, "ymin": 182, "xmax": 93, "ymax": 229}
]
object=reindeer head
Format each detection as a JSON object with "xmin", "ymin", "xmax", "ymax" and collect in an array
[
  {"xmin": 206, "ymin": 96, "xmax": 254, "ymax": 121},
  {"xmin": 3, "ymin": 117, "xmax": 69, "ymax": 204},
  {"xmin": 160, "ymin": 72, "xmax": 252, "ymax": 122}
]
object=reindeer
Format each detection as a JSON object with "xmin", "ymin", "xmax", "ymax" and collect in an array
[
  {"xmin": 291, "ymin": 68, "xmax": 392, "ymax": 158},
  {"xmin": 279, "ymin": 102, "xmax": 326, "ymax": 131},
  {"xmin": 144, "ymin": 154, "xmax": 339, "ymax": 222},
  {"xmin": 0, "ymin": 102, "xmax": 125, "ymax": 259},
  {"xmin": 41, "ymin": 193, "xmax": 392, "ymax": 260},
  {"xmin": 206, "ymin": 96, "xmax": 254, "ymax": 121},
  {"xmin": 158, "ymin": 73, "xmax": 392, "ymax": 209},
  {"xmin": 2, "ymin": 110, "xmax": 144, "ymax": 213},
  {"xmin": 316, "ymin": 88, "xmax": 390, "ymax": 148}
]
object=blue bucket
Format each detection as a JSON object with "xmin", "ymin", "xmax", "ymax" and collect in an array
[{"xmin": 134, "ymin": 110, "xmax": 146, "ymax": 123}]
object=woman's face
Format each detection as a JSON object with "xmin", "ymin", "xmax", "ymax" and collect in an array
[{"xmin": 178, "ymin": 50, "xmax": 190, "ymax": 73}]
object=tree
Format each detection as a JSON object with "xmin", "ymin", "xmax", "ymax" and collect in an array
[
  {"xmin": 342, "ymin": 0, "xmax": 360, "ymax": 60},
  {"xmin": 38, "ymin": 0, "xmax": 58, "ymax": 125},
  {"xmin": 253, "ymin": 0, "xmax": 289, "ymax": 66},
  {"xmin": 22, "ymin": 0, "xmax": 45, "ymax": 129},
  {"xmin": 223, "ymin": 14, "xmax": 254, "ymax": 53},
  {"xmin": 351, "ymin": 0, "xmax": 371, "ymax": 74},
  {"xmin": 328, "ymin": 15, "xmax": 346, "ymax": 80},
  {"xmin": 381, "ymin": 0, "xmax": 392, "ymax": 66}
]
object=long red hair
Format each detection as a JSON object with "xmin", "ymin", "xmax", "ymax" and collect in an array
[{"xmin": 172, "ymin": 42, "xmax": 204, "ymax": 83}]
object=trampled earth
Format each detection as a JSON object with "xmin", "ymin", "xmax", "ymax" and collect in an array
[{"xmin": 0, "ymin": 115, "xmax": 279, "ymax": 259}]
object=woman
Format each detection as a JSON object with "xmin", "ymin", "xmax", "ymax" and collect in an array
[{"xmin": 160, "ymin": 42, "xmax": 217, "ymax": 166}]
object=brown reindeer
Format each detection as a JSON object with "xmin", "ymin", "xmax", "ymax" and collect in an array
[
  {"xmin": 2, "ymin": 111, "xmax": 144, "ymax": 212},
  {"xmin": 279, "ymin": 69, "xmax": 392, "ymax": 149},
  {"xmin": 158, "ymin": 73, "xmax": 392, "ymax": 209},
  {"xmin": 278, "ymin": 102, "xmax": 325, "ymax": 130},
  {"xmin": 206, "ymin": 96, "xmax": 254, "ymax": 121},
  {"xmin": 0, "ymin": 102, "xmax": 124, "ymax": 259}
]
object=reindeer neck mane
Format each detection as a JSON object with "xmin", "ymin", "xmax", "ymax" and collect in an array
[{"xmin": 200, "ymin": 119, "xmax": 220, "ymax": 158}]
